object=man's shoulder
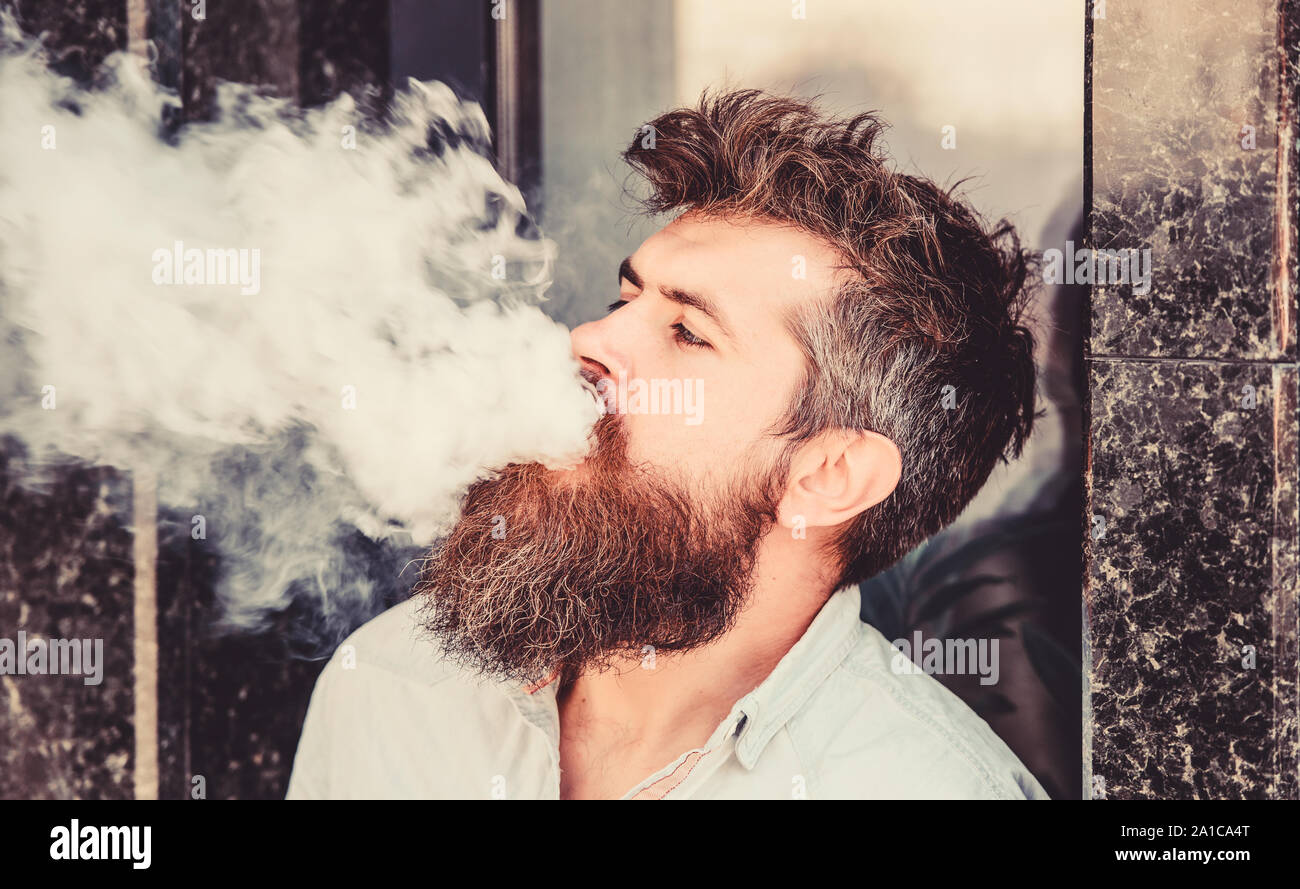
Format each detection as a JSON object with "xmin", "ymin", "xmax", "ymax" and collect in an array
[
  {"xmin": 302, "ymin": 594, "xmax": 514, "ymax": 740},
  {"xmin": 790, "ymin": 619, "xmax": 1050, "ymax": 799},
  {"xmin": 287, "ymin": 596, "xmax": 520, "ymax": 799},
  {"xmin": 326, "ymin": 595, "xmax": 462, "ymax": 688}
]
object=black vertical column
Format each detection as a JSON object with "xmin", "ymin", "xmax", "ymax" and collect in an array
[{"xmin": 1086, "ymin": 0, "xmax": 1299, "ymax": 799}]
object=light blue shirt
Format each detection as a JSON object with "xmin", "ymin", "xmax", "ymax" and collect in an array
[{"xmin": 286, "ymin": 583, "xmax": 1050, "ymax": 799}]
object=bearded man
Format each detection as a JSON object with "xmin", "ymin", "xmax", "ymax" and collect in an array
[{"xmin": 287, "ymin": 89, "xmax": 1049, "ymax": 800}]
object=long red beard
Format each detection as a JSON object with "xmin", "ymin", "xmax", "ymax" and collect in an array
[{"xmin": 415, "ymin": 414, "xmax": 785, "ymax": 687}]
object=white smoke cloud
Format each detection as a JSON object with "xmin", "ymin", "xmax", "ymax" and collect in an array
[{"xmin": 0, "ymin": 16, "xmax": 601, "ymax": 652}]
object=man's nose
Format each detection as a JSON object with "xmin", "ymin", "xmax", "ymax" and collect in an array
[{"xmin": 570, "ymin": 318, "xmax": 630, "ymax": 385}]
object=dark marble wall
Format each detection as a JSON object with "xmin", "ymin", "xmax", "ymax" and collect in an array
[
  {"xmin": 0, "ymin": 441, "xmax": 136, "ymax": 799},
  {"xmin": 0, "ymin": 1, "xmax": 138, "ymax": 803},
  {"xmin": 1087, "ymin": 0, "xmax": 1300, "ymax": 798}
]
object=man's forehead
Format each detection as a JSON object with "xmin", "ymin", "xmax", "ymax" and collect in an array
[{"xmin": 630, "ymin": 213, "xmax": 844, "ymax": 318}]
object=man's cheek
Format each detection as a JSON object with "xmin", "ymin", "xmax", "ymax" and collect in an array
[{"xmin": 645, "ymin": 424, "xmax": 713, "ymax": 476}]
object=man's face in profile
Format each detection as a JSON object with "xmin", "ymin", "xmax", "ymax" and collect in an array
[{"xmin": 418, "ymin": 211, "xmax": 848, "ymax": 685}]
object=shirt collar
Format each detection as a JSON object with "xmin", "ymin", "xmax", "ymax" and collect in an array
[
  {"xmin": 732, "ymin": 582, "xmax": 863, "ymax": 769},
  {"xmin": 511, "ymin": 582, "xmax": 864, "ymax": 769}
]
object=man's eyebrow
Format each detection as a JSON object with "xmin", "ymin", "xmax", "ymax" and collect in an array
[
  {"xmin": 618, "ymin": 256, "xmax": 735, "ymax": 342},
  {"xmin": 618, "ymin": 256, "xmax": 642, "ymax": 289}
]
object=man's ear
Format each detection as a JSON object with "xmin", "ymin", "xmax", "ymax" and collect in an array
[{"xmin": 777, "ymin": 429, "xmax": 902, "ymax": 530}]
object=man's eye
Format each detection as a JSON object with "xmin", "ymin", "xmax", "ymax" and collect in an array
[
  {"xmin": 605, "ymin": 299, "xmax": 710, "ymax": 350},
  {"xmin": 672, "ymin": 323, "xmax": 711, "ymax": 350}
]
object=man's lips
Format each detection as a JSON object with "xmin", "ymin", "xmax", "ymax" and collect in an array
[{"xmin": 580, "ymin": 369, "xmax": 618, "ymax": 415}]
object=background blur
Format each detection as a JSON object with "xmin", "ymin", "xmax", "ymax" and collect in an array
[{"xmin": 1, "ymin": 0, "xmax": 1085, "ymax": 799}]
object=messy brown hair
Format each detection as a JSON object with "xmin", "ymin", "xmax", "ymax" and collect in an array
[{"xmin": 622, "ymin": 88, "xmax": 1039, "ymax": 588}]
